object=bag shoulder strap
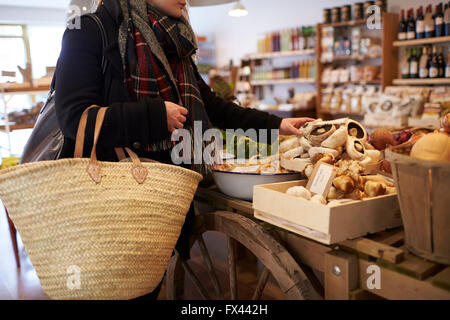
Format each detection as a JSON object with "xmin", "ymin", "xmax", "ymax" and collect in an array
[
  {"xmin": 84, "ymin": 13, "xmax": 109, "ymax": 75},
  {"xmin": 50, "ymin": 13, "xmax": 109, "ymax": 92}
]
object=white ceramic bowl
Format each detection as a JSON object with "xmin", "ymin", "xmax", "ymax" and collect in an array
[{"xmin": 212, "ymin": 170, "xmax": 302, "ymax": 201}]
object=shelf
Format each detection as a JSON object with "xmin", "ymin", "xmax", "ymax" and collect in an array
[
  {"xmin": 393, "ymin": 36, "xmax": 450, "ymax": 47},
  {"xmin": 246, "ymin": 49, "xmax": 316, "ymax": 60},
  {"xmin": 322, "ymin": 54, "xmax": 382, "ymax": 63},
  {"xmin": 0, "ymin": 123, "xmax": 35, "ymax": 132},
  {"xmin": 0, "ymin": 85, "xmax": 50, "ymax": 95},
  {"xmin": 321, "ymin": 80, "xmax": 381, "ymax": 86},
  {"xmin": 251, "ymin": 78, "xmax": 316, "ymax": 86},
  {"xmin": 392, "ymin": 78, "xmax": 450, "ymax": 85},
  {"xmin": 321, "ymin": 110, "xmax": 365, "ymax": 117},
  {"xmin": 320, "ymin": 19, "xmax": 368, "ymax": 28}
]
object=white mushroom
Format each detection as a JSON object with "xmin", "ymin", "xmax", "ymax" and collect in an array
[
  {"xmin": 345, "ymin": 136, "xmax": 366, "ymax": 161},
  {"xmin": 321, "ymin": 126, "xmax": 348, "ymax": 149},
  {"xmin": 279, "ymin": 137, "xmax": 300, "ymax": 154},
  {"xmin": 311, "ymin": 194, "xmax": 327, "ymax": 205},
  {"xmin": 282, "ymin": 146, "xmax": 304, "ymax": 160},
  {"xmin": 299, "ymin": 136, "xmax": 313, "ymax": 151},
  {"xmin": 309, "ymin": 147, "xmax": 340, "ymax": 159},
  {"xmin": 286, "ymin": 186, "xmax": 311, "ymax": 200}
]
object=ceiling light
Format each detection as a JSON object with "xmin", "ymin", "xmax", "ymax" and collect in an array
[{"xmin": 229, "ymin": 1, "xmax": 248, "ymax": 17}]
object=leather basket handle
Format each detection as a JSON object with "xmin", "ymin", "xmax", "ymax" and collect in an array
[{"xmin": 73, "ymin": 105, "xmax": 148, "ymax": 184}]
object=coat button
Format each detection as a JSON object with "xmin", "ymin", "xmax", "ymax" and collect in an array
[{"xmin": 133, "ymin": 142, "xmax": 141, "ymax": 149}]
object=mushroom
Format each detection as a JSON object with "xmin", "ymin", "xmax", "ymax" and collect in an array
[
  {"xmin": 307, "ymin": 124, "xmax": 337, "ymax": 146},
  {"xmin": 321, "ymin": 126, "xmax": 348, "ymax": 149},
  {"xmin": 346, "ymin": 120, "xmax": 367, "ymax": 140},
  {"xmin": 286, "ymin": 186, "xmax": 312, "ymax": 200},
  {"xmin": 303, "ymin": 164, "xmax": 314, "ymax": 178},
  {"xmin": 282, "ymin": 146, "xmax": 304, "ymax": 160},
  {"xmin": 309, "ymin": 147, "xmax": 340, "ymax": 159},
  {"xmin": 279, "ymin": 137, "xmax": 300, "ymax": 153},
  {"xmin": 311, "ymin": 194, "xmax": 327, "ymax": 205},
  {"xmin": 345, "ymin": 136, "xmax": 366, "ymax": 160},
  {"xmin": 299, "ymin": 136, "xmax": 313, "ymax": 151}
]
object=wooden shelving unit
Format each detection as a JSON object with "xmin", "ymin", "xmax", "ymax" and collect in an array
[
  {"xmin": 322, "ymin": 54, "xmax": 382, "ymax": 63},
  {"xmin": 393, "ymin": 78, "xmax": 450, "ymax": 85},
  {"xmin": 246, "ymin": 49, "xmax": 315, "ymax": 60},
  {"xmin": 393, "ymin": 36, "xmax": 450, "ymax": 47},
  {"xmin": 251, "ymin": 78, "xmax": 316, "ymax": 86},
  {"xmin": 316, "ymin": 12, "xmax": 399, "ymax": 120},
  {"xmin": 0, "ymin": 123, "xmax": 35, "ymax": 132},
  {"xmin": 321, "ymin": 19, "xmax": 368, "ymax": 28},
  {"xmin": 321, "ymin": 80, "xmax": 381, "ymax": 86},
  {"xmin": 243, "ymin": 46, "xmax": 318, "ymax": 118},
  {"xmin": 0, "ymin": 84, "xmax": 50, "ymax": 155}
]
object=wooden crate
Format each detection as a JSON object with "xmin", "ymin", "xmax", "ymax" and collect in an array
[
  {"xmin": 385, "ymin": 150, "xmax": 450, "ymax": 265},
  {"xmin": 253, "ymin": 180, "xmax": 402, "ymax": 245}
]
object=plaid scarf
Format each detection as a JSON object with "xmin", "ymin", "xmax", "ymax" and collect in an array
[{"xmin": 118, "ymin": 1, "xmax": 214, "ymax": 174}]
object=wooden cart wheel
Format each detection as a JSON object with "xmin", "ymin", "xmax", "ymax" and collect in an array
[{"xmin": 166, "ymin": 210, "xmax": 321, "ymax": 300}]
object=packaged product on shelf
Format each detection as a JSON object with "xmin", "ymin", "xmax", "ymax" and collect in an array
[{"xmin": 351, "ymin": 86, "xmax": 364, "ymax": 114}]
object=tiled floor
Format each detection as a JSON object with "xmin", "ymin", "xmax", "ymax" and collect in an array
[{"xmin": 0, "ymin": 203, "xmax": 284, "ymax": 300}]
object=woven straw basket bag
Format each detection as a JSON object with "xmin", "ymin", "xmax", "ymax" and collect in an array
[{"xmin": 0, "ymin": 106, "xmax": 202, "ymax": 300}]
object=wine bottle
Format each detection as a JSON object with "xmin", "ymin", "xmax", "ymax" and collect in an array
[
  {"xmin": 445, "ymin": 2, "xmax": 450, "ymax": 36},
  {"xmin": 429, "ymin": 45, "xmax": 439, "ymax": 78},
  {"xmin": 424, "ymin": 5, "xmax": 436, "ymax": 38},
  {"xmin": 438, "ymin": 46, "xmax": 445, "ymax": 77},
  {"xmin": 445, "ymin": 49, "xmax": 450, "ymax": 78},
  {"xmin": 398, "ymin": 10, "xmax": 407, "ymax": 41},
  {"xmin": 407, "ymin": 9, "xmax": 416, "ymax": 40},
  {"xmin": 419, "ymin": 46, "xmax": 429, "ymax": 79},
  {"xmin": 409, "ymin": 48, "xmax": 419, "ymax": 79},
  {"xmin": 435, "ymin": 3, "xmax": 445, "ymax": 37},
  {"xmin": 401, "ymin": 48, "xmax": 411, "ymax": 79},
  {"xmin": 416, "ymin": 7, "xmax": 425, "ymax": 39}
]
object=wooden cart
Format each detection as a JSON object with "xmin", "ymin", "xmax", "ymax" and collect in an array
[{"xmin": 165, "ymin": 186, "xmax": 450, "ymax": 300}]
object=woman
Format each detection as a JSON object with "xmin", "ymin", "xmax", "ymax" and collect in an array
[{"xmin": 55, "ymin": 0, "xmax": 314, "ymax": 299}]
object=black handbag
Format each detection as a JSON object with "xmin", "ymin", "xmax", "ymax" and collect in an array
[{"xmin": 21, "ymin": 13, "xmax": 109, "ymax": 164}]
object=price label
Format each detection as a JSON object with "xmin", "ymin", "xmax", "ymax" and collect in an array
[{"xmin": 306, "ymin": 163, "xmax": 337, "ymax": 197}]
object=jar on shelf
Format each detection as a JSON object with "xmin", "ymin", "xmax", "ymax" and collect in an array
[
  {"xmin": 331, "ymin": 7, "xmax": 341, "ymax": 23},
  {"xmin": 323, "ymin": 8, "xmax": 332, "ymax": 24},
  {"xmin": 364, "ymin": 1, "xmax": 375, "ymax": 18},
  {"xmin": 353, "ymin": 3, "xmax": 364, "ymax": 20},
  {"xmin": 342, "ymin": 5, "xmax": 352, "ymax": 22}
]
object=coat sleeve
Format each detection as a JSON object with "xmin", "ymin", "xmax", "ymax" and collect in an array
[
  {"xmin": 194, "ymin": 70, "xmax": 283, "ymax": 142},
  {"xmin": 55, "ymin": 16, "xmax": 169, "ymax": 154}
]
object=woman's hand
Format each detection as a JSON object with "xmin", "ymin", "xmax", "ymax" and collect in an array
[
  {"xmin": 165, "ymin": 101, "xmax": 188, "ymax": 133},
  {"xmin": 279, "ymin": 118, "xmax": 315, "ymax": 136}
]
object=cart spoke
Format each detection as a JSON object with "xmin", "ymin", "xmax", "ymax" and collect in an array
[
  {"xmin": 198, "ymin": 235, "xmax": 224, "ymax": 299},
  {"xmin": 227, "ymin": 236, "xmax": 238, "ymax": 300},
  {"xmin": 179, "ymin": 256, "xmax": 211, "ymax": 300},
  {"xmin": 252, "ymin": 267, "xmax": 270, "ymax": 300}
]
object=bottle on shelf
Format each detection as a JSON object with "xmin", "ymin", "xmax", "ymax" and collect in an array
[
  {"xmin": 445, "ymin": 48, "xmax": 450, "ymax": 78},
  {"xmin": 401, "ymin": 48, "xmax": 411, "ymax": 79},
  {"xmin": 438, "ymin": 46, "xmax": 445, "ymax": 78},
  {"xmin": 445, "ymin": 2, "xmax": 450, "ymax": 36},
  {"xmin": 419, "ymin": 46, "xmax": 429, "ymax": 79},
  {"xmin": 407, "ymin": 9, "xmax": 416, "ymax": 40},
  {"xmin": 429, "ymin": 45, "xmax": 439, "ymax": 78},
  {"xmin": 416, "ymin": 6, "xmax": 425, "ymax": 39},
  {"xmin": 409, "ymin": 47, "xmax": 419, "ymax": 79},
  {"xmin": 398, "ymin": 9, "xmax": 407, "ymax": 41},
  {"xmin": 435, "ymin": 3, "xmax": 445, "ymax": 37},
  {"xmin": 424, "ymin": 5, "xmax": 435, "ymax": 38}
]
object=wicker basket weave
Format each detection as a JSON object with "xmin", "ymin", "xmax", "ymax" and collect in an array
[{"xmin": 0, "ymin": 106, "xmax": 202, "ymax": 299}]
